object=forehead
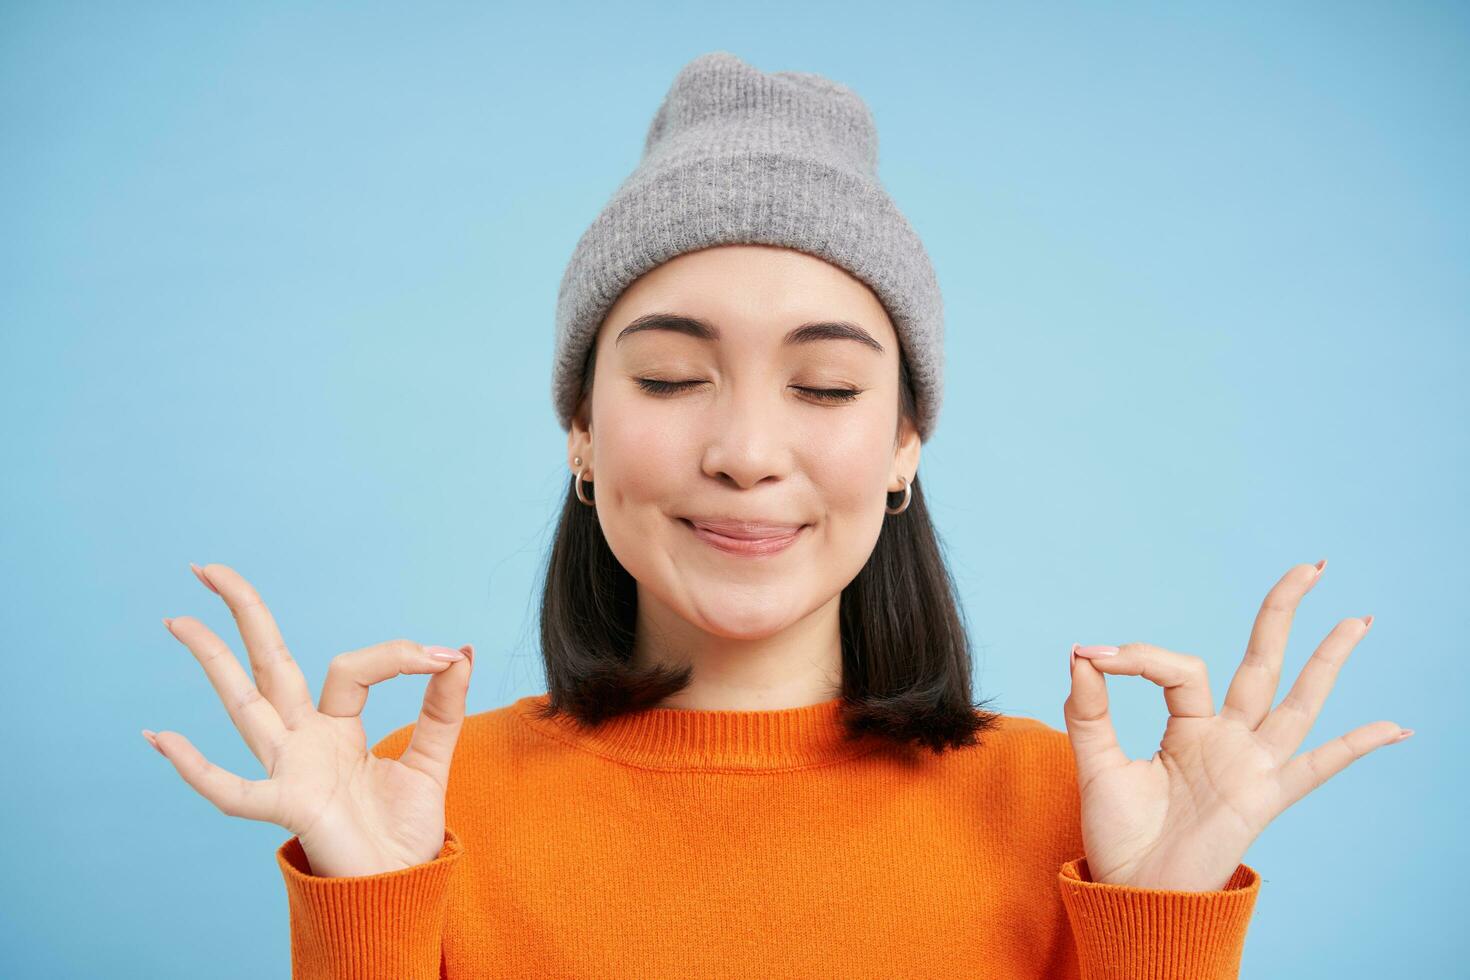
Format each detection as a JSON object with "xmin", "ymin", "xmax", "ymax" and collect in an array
[{"xmin": 599, "ymin": 244, "xmax": 897, "ymax": 353}]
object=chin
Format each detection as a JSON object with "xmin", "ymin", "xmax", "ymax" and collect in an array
[{"xmin": 683, "ymin": 593, "xmax": 807, "ymax": 639}]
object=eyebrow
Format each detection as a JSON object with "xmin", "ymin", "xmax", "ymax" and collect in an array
[{"xmin": 614, "ymin": 312, "xmax": 885, "ymax": 355}]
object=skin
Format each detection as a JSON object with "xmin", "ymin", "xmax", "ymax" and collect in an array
[
  {"xmin": 566, "ymin": 243, "xmax": 920, "ymax": 711},
  {"xmin": 148, "ymin": 563, "xmax": 477, "ymax": 876},
  {"xmin": 1066, "ymin": 563, "xmax": 1411, "ymax": 889},
  {"xmin": 145, "ymin": 243, "xmax": 1411, "ymax": 890}
]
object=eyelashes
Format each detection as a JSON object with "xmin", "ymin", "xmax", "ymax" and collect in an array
[{"xmin": 633, "ymin": 378, "xmax": 862, "ymax": 403}]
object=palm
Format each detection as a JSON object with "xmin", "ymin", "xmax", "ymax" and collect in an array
[
  {"xmin": 268, "ymin": 714, "xmax": 450, "ymax": 875},
  {"xmin": 1079, "ymin": 716, "xmax": 1283, "ymax": 890},
  {"xmin": 1063, "ymin": 561, "xmax": 1409, "ymax": 892}
]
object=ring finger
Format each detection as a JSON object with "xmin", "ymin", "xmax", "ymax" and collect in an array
[
  {"xmin": 163, "ymin": 616, "xmax": 289, "ymax": 768},
  {"xmin": 1256, "ymin": 615, "xmax": 1371, "ymax": 762}
]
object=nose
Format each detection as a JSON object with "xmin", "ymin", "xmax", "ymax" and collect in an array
[{"xmin": 698, "ymin": 383, "xmax": 794, "ymax": 490}]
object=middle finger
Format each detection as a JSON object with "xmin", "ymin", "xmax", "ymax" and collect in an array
[
  {"xmin": 190, "ymin": 563, "xmax": 315, "ymax": 727},
  {"xmin": 1219, "ymin": 560, "xmax": 1324, "ymax": 728}
]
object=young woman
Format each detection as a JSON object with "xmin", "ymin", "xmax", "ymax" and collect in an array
[{"xmin": 144, "ymin": 52, "xmax": 1409, "ymax": 979}]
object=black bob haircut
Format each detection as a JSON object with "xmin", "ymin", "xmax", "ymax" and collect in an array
[{"xmin": 532, "ymin": 336, "xmax": 1004, "ymax": 756}]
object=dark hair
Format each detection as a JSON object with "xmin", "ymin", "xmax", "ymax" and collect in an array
[{"xmin": 532, "ymin": 339, "xmax": 1003, "ymax": 755}]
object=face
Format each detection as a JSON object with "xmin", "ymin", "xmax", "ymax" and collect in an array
[{"xmin": 567, "ymin": 244, "xmax": 921, "ymax": 654}]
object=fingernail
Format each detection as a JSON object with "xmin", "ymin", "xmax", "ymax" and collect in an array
[
  {"xmin": 1394, "ymin": 728, "xmax": 1414, "ymax": 742},
  {"xmin": 1314, "ymin": 558, "xmax": 1327, "ymax": 577},
  {"xmin": 427, "ymin": 645, "xmax": 466, "ymax": 662},
  {"xmin": 142, "ymin": 729, "xmax": 166, "ymax": 756},
  {"xmin": 1362, "ymin": 614, "xmax": 1374, "ymax": 630},
  {"xmin": 162, "ymin": 617, "xmax": 174, "ymax": 631},
  {"xmin": 190, "ymin": 562, "xmax": 221, "ymax": 595},
  {"xmin": 1072, "ymin": 643, "xmax": 1119, "ymax": 658},
  {"xmin": 460, "ymin": 644, "xmax": 475, "ymax": 664}
]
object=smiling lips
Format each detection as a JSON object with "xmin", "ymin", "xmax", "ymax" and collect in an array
[{"xmin": 683, "ymin": 517, "xmax": 807, "ymax": 557}]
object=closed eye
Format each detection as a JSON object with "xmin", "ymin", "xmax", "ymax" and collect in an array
[{"xmin": 634, "ymin": 378, "xmax": 862, "ymax": 403}]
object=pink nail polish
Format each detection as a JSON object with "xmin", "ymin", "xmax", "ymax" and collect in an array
[
  {"xmin": 1072, "ymin": 643, "xmax": 1119, "ymax": 658},
  {"xmin": 427, "ymin": 645, "xmax": 466, "ymax": 662},
  {"xmin": 142, "ymin": 729, "xmax": 166, "ymax": 756},
  {"xmin": 1394, "ymin": 728, "xmax": 1414, "ymax": 742},
  {"xmin": 190, "ymin": 563, "xmax": 221, "ymax": 595},
  {"xmin": 1362, "ymin": 614, "xmax": 1374, "ymax": 630}
]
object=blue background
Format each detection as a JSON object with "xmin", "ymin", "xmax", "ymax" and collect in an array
[{"xmin": 3, "ymin": 2, "xmax": 1463, "ymax": 976}]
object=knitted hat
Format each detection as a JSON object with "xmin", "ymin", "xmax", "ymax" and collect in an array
[{"xmin": 551, "ymin": 50, "xmax": 945, "ymax": 442}]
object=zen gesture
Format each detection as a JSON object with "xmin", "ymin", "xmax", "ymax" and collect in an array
[
  {"xmin": 1062, "ymin": 559, "xmax": 1412, "ymax": 892},
  {"xmin": 143, "ymin": 563, "xmax": 476, "ymax": 878}
]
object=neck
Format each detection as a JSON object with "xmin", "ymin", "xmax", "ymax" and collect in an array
[{"xmin": 631, "ymin": 588, "xmax": 843, "ymax": 711}]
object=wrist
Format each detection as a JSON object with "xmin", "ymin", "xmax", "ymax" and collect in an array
[{"xmin": 1092, "ymin": 864, "xmax": 1235, "ymax": 892}]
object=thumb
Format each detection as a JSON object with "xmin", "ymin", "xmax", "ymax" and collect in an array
[
  {"xmin": 1064, "ymin": 644, "xmax": 1129, "ymax": 777},
  {"xmin": 398, "ymin": 643, "xmax": 474, "ymax": 787}
]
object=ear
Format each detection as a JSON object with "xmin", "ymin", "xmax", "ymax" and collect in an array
[
  {"xmin": 892, "ymin": 414, "xmax": 921, "ymax": 490},
  {"xmin": 567, "ymin": 396, "xmax": 593, "ymax": 470}
]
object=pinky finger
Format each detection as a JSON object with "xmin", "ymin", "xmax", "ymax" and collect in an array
[
  {"xmin": 1277, "ymin": 720, "xmax": 1408, "ymax": 810},
  {"xmin": 149, "ymin": 729, "xmax": 281, "ymax": 823}
]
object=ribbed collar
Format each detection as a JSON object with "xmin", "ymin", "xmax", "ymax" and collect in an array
[{"xmin": 513, "ymin": 693, "xmax": 884, "ymax": 771}]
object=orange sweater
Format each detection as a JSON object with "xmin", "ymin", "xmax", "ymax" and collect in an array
[{"xmin": 276, "ymin": 694, "xmax": 1260, "ymax": 978}]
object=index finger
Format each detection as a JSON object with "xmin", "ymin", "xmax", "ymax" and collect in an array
[
  {"xmin": 191, "ymin": 563, "xmax": 315, "ymax": 728},
  {"xmin": 1072, "ymin": 642, "xmax": 1217, "ymax": 718}
]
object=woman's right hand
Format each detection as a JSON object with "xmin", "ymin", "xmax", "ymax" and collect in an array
[{"xmin": 144, "ymin": 562, "xmax": 475, "ymax": 878}]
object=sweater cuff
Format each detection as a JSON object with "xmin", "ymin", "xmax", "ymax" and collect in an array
[
  {"xmin": 276, "ymin": 828, "xmax": 463, "ymax": 980},
  {"xmin": 1057, "ymin": 856, "xmax": 1260, "ymax": 980}
]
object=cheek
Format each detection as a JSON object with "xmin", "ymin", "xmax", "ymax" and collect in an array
[
  {"xmin": 589, "ymin": 399, "xmax": 689, "ymax": 570},
  {"xmin": 805, "ymin": 417, "xmax": 896, "ymax": 514},
  {"xmin": 598, "ymin": 422, "xmax": 679, "ymax": 499},
  {"xmin": 802, "ymin": 421, "xmax": 894, "ymax": 571}
]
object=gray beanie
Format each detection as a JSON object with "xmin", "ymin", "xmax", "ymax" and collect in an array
[{"xmin": 551, "ymin": 50, "xmax": 945, "ymax": 442}]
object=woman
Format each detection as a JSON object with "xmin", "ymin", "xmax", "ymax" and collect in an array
[{"xmin": 144, "ymin": 51, "xmax": 1409, "ymax": 979}]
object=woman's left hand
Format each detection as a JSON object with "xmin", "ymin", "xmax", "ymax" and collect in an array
[{"xmin": 1062, "ymin": 560, "xmax": 1412, "ymax": 892}]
